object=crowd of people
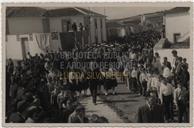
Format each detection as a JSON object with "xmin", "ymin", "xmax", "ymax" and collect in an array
[
  {"xmin": 6, "ymin": 30, "xmax": 190, "ymax": 123},
  {"xmin": 136, "ymin": 50, "xmax": 189, "ymax": 123},
  {"xmin": 6, "ymin": 52, "xmax": 109, "ymax": 123},
  {"xmin": 108, "ymin": 30, "xmax": 190, "ymax": 123}
]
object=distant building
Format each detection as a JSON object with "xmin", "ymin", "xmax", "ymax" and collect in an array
[
  {"xmin": 154, "ymin": 7, "xmax": 191, "ymax": 72},
  {"xmin": 6, "ymin": 7, "xmax": 107, "ymax": 43},
  {"xmin": 6, "ymin": 7, "xmax": 107, "ymax": 59},
  {"xmin": 141, "ymin": 12, "xmax": 164, "ymax": 32},
  {"xmin": 106, "ymin": 12, "xmax": 164, "ymax": 41},
  {"xmin": 107, "ymin": 15, "xmax": 142, "ymax": 37},
  {"xmin": 107, "ymin": 7, "xmax": 190, "ymax": 48},
  {"xmin": 164, "ymin": 7, "xmax": 190, "ymax": 45},
  {"xmin": 120, "ymin": 15, "xmax": 142, "ymax": 34},
  {"xmin": 6, "ymin": 7, "xmax": 47, "ymax": 34},
  {"xmin": 106, "ymin": 21, "xmax": 126, "ymax": 41},
  {"xmin": 154, "ymin": 7, "xmax": 190, "ymax": 49}
]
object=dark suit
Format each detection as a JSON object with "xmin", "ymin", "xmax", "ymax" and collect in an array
[{"xmin": 137, "ymin": 104, "xmax": 164, "ymax": 123}]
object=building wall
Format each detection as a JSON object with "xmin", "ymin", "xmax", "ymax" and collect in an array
[
  {"xmin": 6, "ymin": 33, "xmax": 62, "ymax": 60},
  {"xmin": 49, "ymin": 16, "xmax": 107, "ymax": 45},
  {"xmin": 165, "ymin": 12, "xmax": 190, "ymax": 43},
  {"xmin": 102, "ymin": 18, "xmax": 107, "ymax": 41},
  {"xmin": 6, "ymin": 34, "xmax": 44, "ymax": 60},
  {"xmin": 96, "ymin": 18, "xmax": 102, "ymax": 43},
  {"xmin": 7, "ymin": 15, "xmax": 107, "ymax": 50},
  {"xmin": 90, "ymin": 17, "xmax": 96, "ymax": 44},
  {"xmin": 6, "ymin": 35, "xmax": 23, "ymax": 60},
  {"xmin": 49, "ymin": 18, "xmax": 62, "ymax": 32},
  {"xmin": 7, "ymin": 17, "xmax": 43, "ymax": 34},
  {"xmin": 89, "ymin": 17, "xmax": 106, "ymax": 44},
  {"xmin": 49, "ymin": 16, "xmax": 85, "ymax": 32}
]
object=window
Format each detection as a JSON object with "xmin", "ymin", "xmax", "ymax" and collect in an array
[{"xmin": 173, "ymin": 33, "xmax": 181, "ymax": 43}]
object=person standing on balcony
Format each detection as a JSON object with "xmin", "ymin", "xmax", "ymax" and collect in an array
[{"xmin": 72, "ymin": 22, "xmax": 77, "ymax": 32}]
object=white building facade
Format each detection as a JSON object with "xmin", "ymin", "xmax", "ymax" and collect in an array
[
  {"xmin": 6, "ymin": 7, "xmax": 107, "ymax": 60},
  {"xmin": 164, "ymin": 7, "xmax": 190, "ymax": 43}
]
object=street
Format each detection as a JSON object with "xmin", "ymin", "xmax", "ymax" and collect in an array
[{"xmin": 80, "ymin": 82, "xmax": 146, "ymax": 123}]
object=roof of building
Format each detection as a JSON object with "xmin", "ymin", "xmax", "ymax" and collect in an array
[
  {"xmin": 75, "ymin": 7, "xmax": 106, "ymax": 17},
  {"xmin": 6, "ymin": 7, "xmax": 106, "ymax": 17},
  {"xmin": 6, "ymin": 7, "xmax": 47, "ymax": 17},
  {"xmin": 111, "ymin": 15, "xmax": 141, "ymax": 22},
  {"xmin": 165, "ymin": 7, "xmax": 190, "ymax": 14},
  {"xmin": 144, "ymin": 11, "xmax": 164, "ymax": 18},
  {"xmin": 107, "ymin": 7, "xmax": 189, "ymax": 23},
  {"xmin": 45, "ymin": 8, "xmax": 84, "ymax": 17}
]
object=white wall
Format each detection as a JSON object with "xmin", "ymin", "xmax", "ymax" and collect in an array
[
  {"xmin": 165, "ymin": 12, "xmax": 190, "ymax": 43},
  {"xmin": 49, "ymin": 16, "xmax": 84, "ymax": 32},
  {"xmin": 6, "ymin": 35, "xmax": 23, "ymax": 60},
  {"xmin": 6, "ymin": 33, "xmax": 62, "ymax": 60},
  {"xmin": 154, "ymin": 48, "xmax": 192, "ymax": 72},
  {"xmin": 6, "ymin": 34, "xmax": 45, "ymax": 60},
  {"xmin": 6, "ymin": 33, "xmax": 63, "ymax": 60},
  {"xmin": 7, "ymin": 17, "xmax": 43, "ymax": 34}
]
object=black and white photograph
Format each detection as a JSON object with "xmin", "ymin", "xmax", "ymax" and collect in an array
[{"xmin": 3, "ymin": 2, "xmax": 193, "ymax": 126}]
